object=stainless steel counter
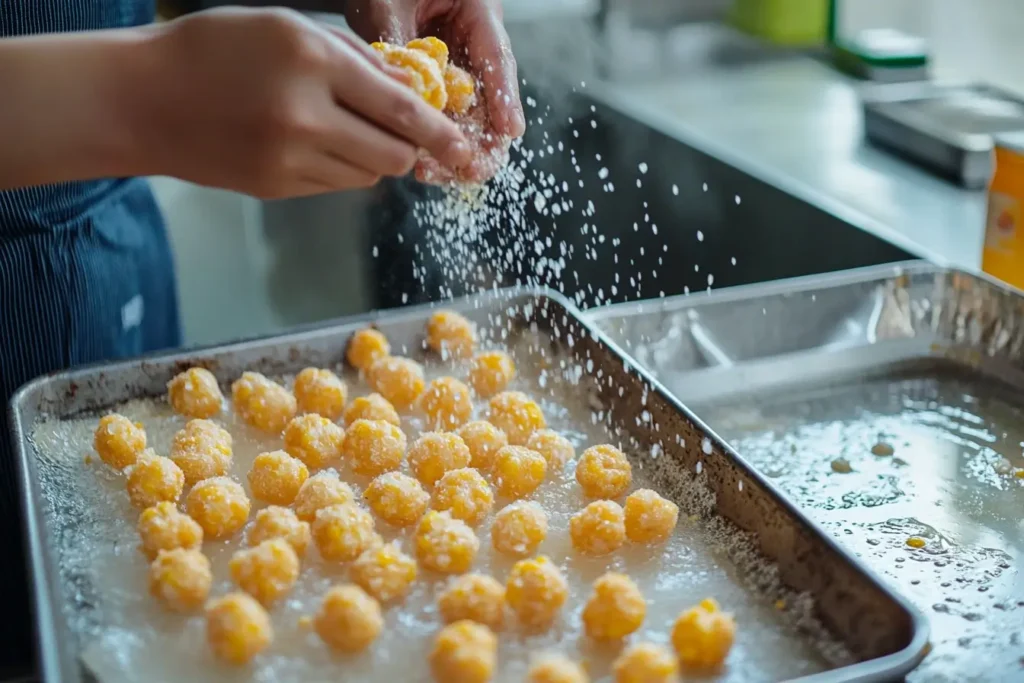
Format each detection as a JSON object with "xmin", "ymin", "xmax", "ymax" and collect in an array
[
  {"xmin": 508, "ymin": 16, "xmax": 994, "ymax": 270},
  {"xmin": 586, "ymin": 54, "xmax": 986, "ymax": 268}
]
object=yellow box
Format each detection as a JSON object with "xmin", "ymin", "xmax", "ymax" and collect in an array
[{"xmin": 982, "ymin": 134, "xmax": 1024, "ymax": 290}]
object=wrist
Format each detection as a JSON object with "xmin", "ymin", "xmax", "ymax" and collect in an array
[{"xmin": 102, "ymin": 24, "xmax": 174, "ymax": 178}]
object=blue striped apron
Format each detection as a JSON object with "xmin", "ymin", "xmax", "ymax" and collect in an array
[{"xmin": 1, "ymin": 2, "xmax": 181, "ymax": 674}]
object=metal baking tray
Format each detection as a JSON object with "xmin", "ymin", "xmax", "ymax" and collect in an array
[
  {"xmin": 862, "ymin": 82, "xmax": 1024, "ymax": 189},
  {"xmin": 10, "ymin": 288, "xmax": 925, "ymax": 682},
  {"xmin": 589, "ymin": 261, "xmax": 1024, "ymax": 681}
]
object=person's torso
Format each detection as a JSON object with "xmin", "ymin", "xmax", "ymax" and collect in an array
[{"xmin": 0, "ymin": 0, "xmax": 157, "ymax": 233}]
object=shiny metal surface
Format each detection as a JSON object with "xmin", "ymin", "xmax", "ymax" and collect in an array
[
  {"xmin": 578, "ymin": 36, "xmax": 982, "ymax": 268},
  {"xmin": 862, "ymin": 82, "xmax": 1024, "ymax": 189},
  {"xmin": 588, "ymin": 261, "xmax": 1024, "ymax": 681},
  {"xmin": 10, "ymin": 288, "xmax": 927, "ymax": 682}
]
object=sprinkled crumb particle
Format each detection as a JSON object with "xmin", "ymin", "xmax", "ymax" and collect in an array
[
  {"xmin": 830, "ymin": 458, "xmax": 852, "ymax": 474},
  {"xmin": 870, "ymin": 442, "xmax": 894, "ymax": 457}
]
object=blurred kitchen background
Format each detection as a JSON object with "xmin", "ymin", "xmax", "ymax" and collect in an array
[{"xmin": 158, "ymin": 0, "xmax": 1024, "ymax": 347}]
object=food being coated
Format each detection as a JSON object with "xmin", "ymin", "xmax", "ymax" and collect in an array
[
  {"xmin": 169, "ymin": 419, "xmax": 232, "ymax": 485},
  {"xmin": 94, "ymin": 414, "xmax": 146, "ymax": 471},
  {"xmin": 293, "ymin": 367, "xmax": 347, "ymax": 421},
  {"xmin": 313, "ymin": 585, "xmax": 383, "ymax": 653},
  {"xmin": 185, "ymin": 476, "xmax": 250, "ymax": 539},
  {"xmin": 247, "ymin": 450, "xmax": 309, "ymax": 506},
  {"xmin": 167, "ymin": 367, "xmax": 223, "ymax": 419},
  {"xmin": 205, "ymin": 593, "xmax": 272, "ymax": 665},
  {"xmin": 231, "ymin": 372, "xmax": 296, "ymax": 433}
]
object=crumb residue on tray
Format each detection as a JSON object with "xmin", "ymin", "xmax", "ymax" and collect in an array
[{"xmin": 30, "ymin": 321, "xmax": 848, "ymax": 683}]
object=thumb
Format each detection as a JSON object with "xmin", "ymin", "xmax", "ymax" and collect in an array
[{"xmin": 345, "ymin": 0, "xmax": 417, "ymax": 44}]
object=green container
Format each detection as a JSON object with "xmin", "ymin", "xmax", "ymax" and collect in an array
[{"xmin": 730, "ymin": 0, "xmax": 829, "ymax": 46}]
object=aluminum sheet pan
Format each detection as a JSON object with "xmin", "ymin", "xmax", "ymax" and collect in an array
[
  {"xmin": 9, "ymin": 288, "xmax": 925, "ymax": 682},
  {"xmin": 589, "ymin": 262, "xmax": 1023, "ymax": 681}
]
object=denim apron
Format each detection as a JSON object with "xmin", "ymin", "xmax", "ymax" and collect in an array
[{"xmin": 1, "ymin": 1, "xmax": 181, "ymax": 675}]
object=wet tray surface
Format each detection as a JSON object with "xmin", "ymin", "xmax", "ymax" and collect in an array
[
  {"xmin": 10, "ymin": 289, "xmax": 924, "ymax": 682},
  {"xmin": 590, "ymin": 262, "xmax": 1024, "ymax": 682}
]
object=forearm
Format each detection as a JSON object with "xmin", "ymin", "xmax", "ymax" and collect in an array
[
  {"xmin": 160, "ymin": 1, "xmax": 345, "ymax": 15},
  {"xmin": 0, "ymin": 28, "xmax": 160, "ymax": 190}
]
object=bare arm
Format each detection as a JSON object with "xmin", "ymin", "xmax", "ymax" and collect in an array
[
  {"xmin": 0, "ymin": 8, "xmax": 467, "ymax": 197},
  {"xmin": 0, "ymin": 28, "xmax": 155, "ymax": 189}
]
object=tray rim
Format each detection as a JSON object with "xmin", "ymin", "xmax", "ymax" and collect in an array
[
  {"xmin": 10, "ymin": 285, "xmax": 930, "ymax": 683},
  {"xmin": 585, "ymin": 260, "xmax": 939, "ymax": 324}
]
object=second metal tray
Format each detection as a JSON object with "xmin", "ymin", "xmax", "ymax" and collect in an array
[
  {"xmin": 589, "ymin": 262, "xmax": 1024, "ymax": 681},
  {"xmin": 10, "ymin": 288, "xmax": 925, "ymax": 682}
]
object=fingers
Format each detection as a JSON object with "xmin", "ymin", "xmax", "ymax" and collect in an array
[
  {"xmin": 467, "ymin": 14, "xmax": 524, "ymax": 138},
  {"xmin": 320, "ymin": 24, "xmax": 413, "ymax": 86},
  {"xmin": 331, "ymin": 53, "xmax": 472, "ymax": 169},
  {"xmin": 261, "ymin": 159, "xmax": 380, "ymax": 199},
  {"xmin": 299, "ymin": 156, "xmax": 380, "ymax": 191},
  {"xmin": 318, "ymin": 106, "xmax": 420, "ymax": 178}
]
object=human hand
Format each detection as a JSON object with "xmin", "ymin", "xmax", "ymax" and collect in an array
[
  {"xmin": 346, "ymin": 0, "xmax": 524, "ymax": 184},
  {"xmin": 132, "ymin": 8, "xmax": 470, "ymax": 198}
]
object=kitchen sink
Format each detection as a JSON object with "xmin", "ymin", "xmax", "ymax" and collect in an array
[{"xmin": 368, "ymin": 86, "xmax": 916, "ymax": 310}]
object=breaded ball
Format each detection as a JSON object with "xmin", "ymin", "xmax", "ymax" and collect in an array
[
  {"xmin": 344, "ymin": 418, "xmax": 407, "ymax": 477},
  {"xmin": 148, "ymin": 548, "xmax": 212, "ymax": 613},
  {"xmin": 438, "ymin": 573, "xmax": 506, "ymax": 631},
  {"xmin": 570, "ymin": 500, "xmax": 626, "ymax": 556},
  {"xmin": 346, "ymin": 328, "xmax": 391, "ymax": 373},
  {"xmin": 488, "ymin": 391, "xmax": 545, "ymax": 446},
  {"xmin": 575, "ymin": 445, "xmax": 632, "ymax": 499},
  {"xmin": 366, "ymin": 356, "xmax": 425, "ymax": 411},
  {"xmin": 167, "ymin": 367, "xmax": 223, "ymax": 419},
  {"xmin": 528, "ymin": 654, "xmax": 589, "ymax": 683},
  {"xmin": 468, "ymin": 351, "xmax": 515, "ymax": 398},
  {"xmin": 314, "ymin": 585, "xmax": 383, "ymax": 653},
  {"xmin": 426, "ymin": 310, "xmax": 476, "ymax": 360},
  {"xmin": 493, "ymin": 446, "xmax": 547, "ymax": 499},
  {"xmin": 312, "ymin": 503, "xmax": 378, "ymax": 562},
  {"xmin": 206, "ymin": 592, "xmax": 272, "ymax": 665},
  {"xmin": 344, "ymin": 392, "xmax": 401, "ymax": 427},
  {"xmin": 415, "ymin": 510, "xmax": 479, "ymax": 574},
  {"xmin": 283, "ymin": 414, "xmax": 344, "ymax": 470},
  {"xmin": 350, "ymin": 542, "xmax": 417, "ymax": 602},
  {"xmin": 444, "ymin": 65, "xmax": 477, "ymax": 116},
  {"xmin": 432, "ymin": 468, "xmax": 494, "ymax": 526},
  {"xmin": 138, "ymin": 501, "xmax": 203, "ymax": 560},
  {"xmin": 169, "ymin": 419, "xmax": 233, "ymax": 485},
  {"xmin": 582, "ymin": 572, "xmax": 646, "ymax": 639},
  {"xmin": 376, "ymin": 44, "xmax": 447, "ymax": 110},
  {"xmin": 526, "ymin": 430, "xmax": 575, "ymax": 472},
  {"xmin": 248, "ymin": 506, "xmax": 311, "ymax": 558},
  {"xmin": 231, "ymin": 371, "xmax": 297, "ymax": 433},
  {"xmin": 126, "ymin": 450, "xmax": 185, "ymax": 509},
  {"xmin": 671, "ymin": 599, "xmax": 736, "ymax": 670},
  {"xmin": 419, "ymin": 376, "xmax": 474, "ymax": 430},
  {"xmin": 247, "ymin": 450, "xmax": 309, "ymax": 506},
  {"xmin": 293, "ymin": 367, "xmax": 347, "ymax": 420},
  {"xmin": 94, "ymin": 414, "xmax": 146, "ymax": 471},
  {"xmin": 186, "ymin": 476, "xmax": 251, "ymax": 539},
  {"xmin": 505, "ymin": 556, "xmax": 568, "ymax": 630},
  {"xmin": 407, "ymin": 36, "xmax": 449, "ymax": 68},
  {"xmin": 363, "ymin": 471, "xmax": 430, "ymax": 528},
  {"xmin": 491, "ymin": 501, "xmax": 548, "ymax": 558},
  {"xmin": 293, "ymin": 471, "xmax": 355, "ymax": 523},
  {"xmin": 429, "ymin": 620, "xmax": 497, "ymax": 683},
  {"xmin": 624, "ymin": 489, "xmax": 679, "ymax": 544},
  {"xmin": 408, "ymin": 431, "xmax": 472, "ymax": 487},
  {"xmin": 229, "ymin": 538, "xmax": 300, "ymax": 605},
  {"xmin": 613, "ymin": 643, "xmax": 678, "ymax": 683},
  {"xmin": 457, "ymin": 421, "xmax": 508, "ymax": 472}
]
